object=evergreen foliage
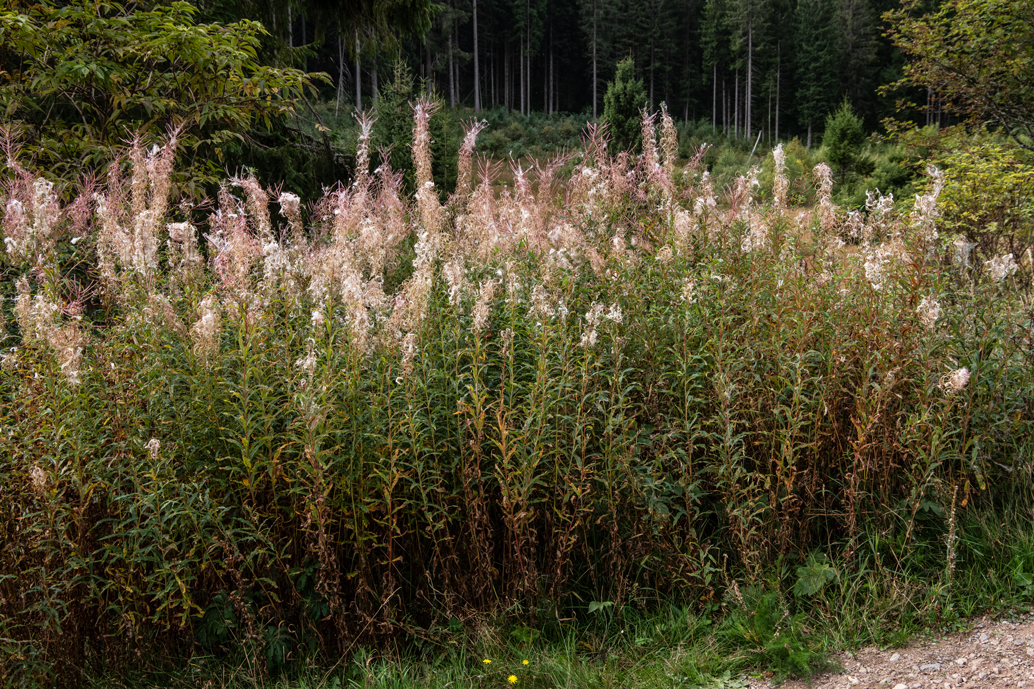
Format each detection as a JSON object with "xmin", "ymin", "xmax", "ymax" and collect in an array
[
  {"xmin": 602, "ymin": 56, "xmax": 647, "ymax": 152},
  {"xmin": 793, "ymin": 0, "xmax": 840, "ymax": 146},
  {"xmin": 823, "ymin": 99, "xmax": 867, "ymax": 182}
]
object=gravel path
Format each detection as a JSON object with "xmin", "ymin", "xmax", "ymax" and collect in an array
[{"xmin": 755, "ymin": 613, "xmax": 1034, "ymax": 689}]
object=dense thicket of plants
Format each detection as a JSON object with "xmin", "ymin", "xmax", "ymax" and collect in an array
[{"xmin": 1, "ymin": 106, "xmax": 1031, "ymax": 685}]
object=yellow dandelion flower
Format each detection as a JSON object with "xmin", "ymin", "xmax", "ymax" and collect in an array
[
  {"xmin": 482, "ymin": 659, "xmax": 491, "ymax": 664},
  {"xmin": 508, "ymin": 675, "xmax": 518, "ymax": 684},
  {"xmin": 522, "ymin": 659, "xmax": 529, "ymax": 665}
]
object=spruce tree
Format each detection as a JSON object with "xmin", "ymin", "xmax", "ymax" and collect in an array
[
  {"xmin": 602, "ymin": 56, "xmax": 648, "ymax": 152},
  {"xmin": 822, "ymin": 99, "xmax": 866, "ymax": 183}
]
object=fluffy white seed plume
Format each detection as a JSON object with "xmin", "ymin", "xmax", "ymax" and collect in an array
[
  {"xmin": 3, "ymin": 177, "xmax": 60, "ymax": 263},
  {"xmin": 456, "ymin": 119, "xmax": 488, "ymax": 198},
  {"xmin": 443, "ymin": 259, "xmax": 465, "ymax": 307},
  {"xmin": 682, "ymin": 278, "xmax": 697, "ymax": 305},
  {"xmin": 471, "ymin": 279, "xmax": 498, "ymax": 334},
  {"xmin": 659, "ymin": 103, "xmax": 679, "ymax": 179},
  {"xmin": 530, "ymin": 283, "xmax": 555, "ymax": 323},
  {"xmin": 30, "ymin": 464, "xmax": 47, "ymax": 495},
  {"xmin": 693, "ymin": 171, "xmax": 717, "ymax": 219},
  {"xmin": 353, "ymin": 112, "xmax": 375, "ymax": 189},
  {"xmin": 191, "ymin": 295, "xmax": 222, "ymax": 360},
  {"xmin": 916, "ymin": 296, "xmax": 941, "ymax": 331},
  {"xmin": 278, "ymin": 191, "xmax": 302, "ymax": 234},
  {"xmin": 813, "ymin": 163, "xmax": 837, "ymax": 232},
  {"xmin": 985, "ymin": 253, "xmax": 1018, "ymax": 282},
  {"xmin": 941, "ymin": 367, "xmax": 970, "ymax": 395},
  {"xmin": 911, "ymin": 165, "xmax": 944, "ymax": 245},
  {"xmin": 863, "ymin": 242, "xmax": 908, "ymax": 291},
  {"xmin": 399, "ymin": 332, "xmax": 418, "ymax": 380},
  {"xmin": 412, "ymin": 100, "xmax": 442, "ymax": 237},
  {"xmin": 772, "ymin": 144, "xmax": 788, "ymax": 210},
  {"xmin": 953, "ymin": 235, "xmax": 976, "ymax": 269},
  {"xmin": 579, "ymin": 301, "xmax": 606, "ymax": 348},
  {"xmin": 741, "ymin": 216, "xmax": 769, "ymax": 254},
  {"xmin": 167, "ymin": 221, "xmax": 201, "ymax": 280}
]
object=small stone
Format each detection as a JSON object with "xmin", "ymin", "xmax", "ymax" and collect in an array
[
  {"xmin": 970, "ymin": 658, "xmax": 983, "ymax": 671},
  {"xmin": 920, "ymin": 663, "xmax": 941, "ymax": 672},
  {"xmin": 1015, "ymin": 639, "xmax": 1026, "ymax": 646},
  {"xmin": 889, "ymin": 653, "xmax": 901, "ymax": 662},
  {"xmin": 980, "ymin": 632, "xmax": 990, "ymax": 642},
  {"xmin": 1027, "ymin": 645, "xmax": 1034, "ymax": 657},
  {"xmin": 956, "ymin": 658, "xmax": 967, "ymax": 666},
  {"xmin": 893, "ymin": 684, "xmax": 908, "ymax": 689},
  {"xmin": 847, "ymin": 676, "xmax": 860, "ymax": 685},
  {"xmin": 979, "ymin": 673, "xmax": 986, "ymax": 679}
]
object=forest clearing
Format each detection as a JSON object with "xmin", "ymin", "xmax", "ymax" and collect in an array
[{"xmin": 2, "ymin": 0, "xmax": 1033, "ymax": 687}]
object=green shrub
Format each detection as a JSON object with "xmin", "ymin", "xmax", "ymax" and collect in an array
[{"xmin": 602, "ymin": 57, "xmax": 648, "ymax": 153}]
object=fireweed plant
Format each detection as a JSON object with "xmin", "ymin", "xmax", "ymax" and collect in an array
[{"xmin": 1, "ymin": 103, "xmax": 1032, "ymax": 685}]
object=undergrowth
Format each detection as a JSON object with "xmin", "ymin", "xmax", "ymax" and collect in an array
[{"xmin": 1, "ymin": 103, "xmax": 1032, "ymax": 687}]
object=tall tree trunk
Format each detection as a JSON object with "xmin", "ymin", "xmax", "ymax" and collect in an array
[
  {"xmin": 337, "ymin": 32, "xmax": 345, "ymax": 115},
  {"xmin": 372, "ymin": 63, "xmax": 378, "ymax": 105},
  {"xmin": 473, "ymin": 0, "xmax": 481, "ymax": 112},
  {"xmin": 713, "ymin": 64, "xmax": 717, "ymax": 133},
  {"xmin": 650, "ymin": 44, "xmax": 655, "ymax": 109},
  {"xmin": 520, "ymin": 40, "xmax": 525, "ymax": 115},
  {"xmin": 775, "ymin": 42, "xmax": 781, "ymax": 142},
  {"xmin": 505, "ymin": 40, "xmax": 510, "ymax": 111},
  {"xmin": 734, "ymin": 70, "xmax": 739, "ymax": 139},
  {"xmin": 746, "ymin": 20, "xmax": 752, "ymax": 142},
  {"xmin": 549, "ymin": 26, "xmax": 554, "ymax": 114},
  {"xmin": 355, "ymin": 35, "xmax": 361, "ymax": 110},
  {"xmin": 448, "ymin": 17, "xmax": 456, "ymax": 108},
  {"xmin": 288, "ymin": 5, "xmax": 293, "ymax": 48},
  {"xmin": 723, "ymin": 80, "xmax": 727, "ymax": 135},
  {"xmin": 301, "ymin": 14, "xmax": 307, "ymax": 71},
  {"xmin": 593, "ymin": 0, "xmax": 598, "ymax": 119},
  {"xmin": 807, "ymin": 123, "xmax": 812, "ymax": 150}
]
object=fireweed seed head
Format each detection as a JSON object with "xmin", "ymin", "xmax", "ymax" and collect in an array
[
  {"xmin": 772, "ymin": 143, "xmax": 788, "ymax": 210},
  {"xmin": 146, "ymin": 438, "xmax": 160, "ymax": 461},
  {"xmin": 941, "ymin": 367, "xmax": 971, "ymax": 395},
  {"xmin": 682, "ymin": 278, "xmax": 697, "ymax": 305},
  {"xmin": 953, "ymin": 235, "xmax": 976, "ymax": 269},
  {"xmin": 443, "ymin": 260, "xmax": 464, "ymax": 307},
  {"xmin": 917, "ymin": 296, "xmax": 941, "ymax": 331},
  {"xmin": 30, "ymin": 464, "xmax": 47, "ymax": 495},
  {"xmin": 985, "ymin": 253, "xmax": 1018, "ymax": 283},
  {"xmin": 472, "ymin": 279, "xmax": 498, "ymax": 334},
  {"xmin": 191, "ymin": 295, "xmax": 222, "ymax": 360}
]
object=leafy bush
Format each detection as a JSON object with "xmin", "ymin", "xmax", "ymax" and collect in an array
[
  {"xmin": 0, "ymin": 0, "xmax": 314, "ymax": 193},
  {"xmin": 932, "ymin": 132, "xmax": 1034, "ymax": 259}
]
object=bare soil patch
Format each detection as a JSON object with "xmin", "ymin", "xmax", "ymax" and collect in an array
[{"xmin": 758, "ymin": 613, "xmax": 1034, "ymax": 689}]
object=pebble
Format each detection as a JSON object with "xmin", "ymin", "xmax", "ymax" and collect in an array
[
  {"xmin": 889, "ymin": 653, "xmax": 901, "ymax": 662},
  {"xmin": 920, "ymin": 663, "xmax": 941, "ymax": 672},
  {"xmin": 892, "ymin": 684, "xmax": 908, "ymax": 689},
  {"xmin": 980, "ymin": 632, "xmax": 990, "ymax": 642}
]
